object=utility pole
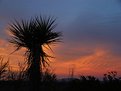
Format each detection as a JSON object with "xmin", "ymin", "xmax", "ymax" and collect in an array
[{"xmin": 69, "ymin": 64, "xmax": 75, "ymax": 78}]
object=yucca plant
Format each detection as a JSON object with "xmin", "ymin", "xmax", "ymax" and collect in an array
[{"xmin": 9, "ymin": 16, "xmax": 62, "ymax": 91}]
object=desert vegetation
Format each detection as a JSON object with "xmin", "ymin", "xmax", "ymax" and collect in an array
[{"xmin": 0, "ymin": 57, "xmax": 121, "ymax": 91}]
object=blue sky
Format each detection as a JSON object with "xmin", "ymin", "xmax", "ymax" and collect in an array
[{"xmin": 0, "ymin": 0, "xmax": 121, "ymax": 38}]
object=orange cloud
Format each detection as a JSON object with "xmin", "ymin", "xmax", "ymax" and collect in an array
[
  {"xmin": 51, "ymin": 46, "xmax": 121, "ymax": 78},
  {"xmin": 0, "ymin": 39, "xmax": 25, "ymax": 70},
  {"xmin": 0, "ymin": 38, "xmax": 121, "ymax": 78}
]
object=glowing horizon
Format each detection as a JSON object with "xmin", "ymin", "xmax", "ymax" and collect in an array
[{"xmin": 0, "ymin": 39, "xmax": 121, "ymax": 78}]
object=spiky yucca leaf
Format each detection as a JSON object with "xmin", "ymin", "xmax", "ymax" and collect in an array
[{"xmin": 9, "ymin": 15, "xmax": 62, "ymax": 72}]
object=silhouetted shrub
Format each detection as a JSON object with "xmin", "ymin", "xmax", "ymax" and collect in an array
[
  {"xmin": 7, "ymin": 62, "xmax": 27, "ymax": 81},
  {"xmin": 42, "ymin": 69, "xmax": 57, "ymax": 83},
  {"xmin": 0, "ymin": 57, "xmax": 8, "ymax": 80}
]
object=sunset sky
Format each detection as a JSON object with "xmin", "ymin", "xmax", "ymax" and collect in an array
[{"xmin": 1, "ymin": 0, "xmax": 121, "ymax": 78}]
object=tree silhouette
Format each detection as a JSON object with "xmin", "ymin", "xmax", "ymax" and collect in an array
[{"xmin": 8, "ymin": 16, "xmax": 62, "ymax": 91}]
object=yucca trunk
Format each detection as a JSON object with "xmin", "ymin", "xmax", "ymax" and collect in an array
[{"xmin": 29, "ymin": 45, "xmax": 42, "ymax": 91}]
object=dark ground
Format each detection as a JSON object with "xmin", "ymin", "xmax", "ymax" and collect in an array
[{"xmin": 0, "ymin": 77, "xmax": 121, "ymax": 91}]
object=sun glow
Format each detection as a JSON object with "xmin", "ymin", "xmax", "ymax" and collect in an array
[{"xmin": 0, "ymin": 38, "xmax": 121, "ymax": 78}]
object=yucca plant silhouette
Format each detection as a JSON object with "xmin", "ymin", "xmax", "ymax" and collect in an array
[{"xmin": 8, "ymin": 16, "xmax": 62, "ymax": 91}]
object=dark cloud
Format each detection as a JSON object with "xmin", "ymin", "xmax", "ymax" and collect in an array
[
  {"xmin": 54, "ymin": 44, "xmax": 95, "ymax": 61},
  {"xmin": 54, "ymin": 0, "xmax": 121, "ymax": 62},
  {"xmin": 66, "ymin": 14, "xmax": 121, "ymax": 46}
]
